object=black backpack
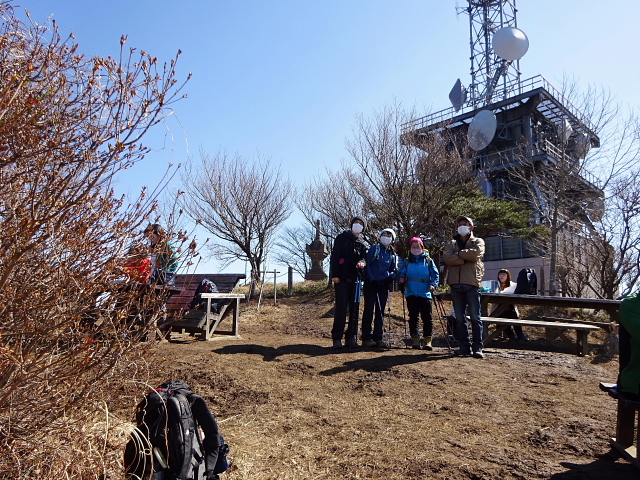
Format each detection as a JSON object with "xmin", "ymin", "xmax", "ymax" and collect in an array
[
  {"xmin": 513, "ymin": 268, "xmax": 537, "ymax": 295},
  {"xmin": 124, "ymin": 381, "xmax": 230, "ymax": 480},
  {"xmin": 189, "ymin": 279, "xmax": 220, "ymax": 312}
]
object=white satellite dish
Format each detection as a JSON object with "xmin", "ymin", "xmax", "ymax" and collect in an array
[
  {"xmin": 467, "ymin": 110, "xmax": 497, "ymax": 151},
  {"xmin": 555, "ymin": 118, "xmax": 573, "ymax": 143},
  {"xmin": 574, "ymin": 132, "xmax": 591, "ymax": 159},
  {"xmin": 492, "ymin": 26, "xmax": 529, "ymax": 61},
  {"xmin": 449, "ymin": 78, "xmax": 467, "ymax": 112}
]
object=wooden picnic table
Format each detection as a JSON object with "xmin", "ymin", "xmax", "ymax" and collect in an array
[
  {"xmin": 478, "ymin": 293, "xmax": 621, "ymax": 322},
  {"xmin": 437, "ymin": 292, "xmax": 621, "ymax": 356}
]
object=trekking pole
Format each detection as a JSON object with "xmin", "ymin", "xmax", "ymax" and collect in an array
[
  {"xmin": 401, "ymin": 291, "xmax": 408, "ymax": 348},
  {"xmin": 385, "ymin": 290, "xmax": 393, "ymax": 350},
  {"xmin": 378, "ymin": 291, "xmax": 392, "ymax": 350},
  {"xmin": 351, "ymin": 273, "xmax": 362, "ymax": 344},
  {"xmin": 434, "ymin": 295, "xmax": 452, "ymax": 353}
]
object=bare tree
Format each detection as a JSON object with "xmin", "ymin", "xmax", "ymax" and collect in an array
[
  {"xmin": 506, "ymin": 81, "xmax": 640, "ymax": 296},
  {"xmin": 564, "ymin": 166, "xmax": 640, "ymax": 299},
  {"xmin": 273, "ymin": 223, "xmax": 315, "ymax": 278},
  {"xmin": 298, "ymin": 168, "xmax": 366, "ymax": 252},
  {"xmin": 181, "ymin": 151, "xmax": 292, "ymax": 297},
  {"xmin": 302, "ymin": 103, "xmax": 534, "ymax": 261},
  {"xmin": 0, "ymin": 2, "xmax": 191, "ymax": 477}
]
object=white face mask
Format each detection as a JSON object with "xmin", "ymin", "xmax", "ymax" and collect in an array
[
  {"xmin": 380, "ymin": 236, "xmax": 392, "ymax": 246},
  {"xmin": 352, "ymin": 223, "xmax": 364, "ymax": 234},
  {"xmin": 458, "ymin": 225, "xmax": 471, "ymax": 236},
  {"xmin": 411, "ymin": 248, "xmax": 423, "ymax": 256}
]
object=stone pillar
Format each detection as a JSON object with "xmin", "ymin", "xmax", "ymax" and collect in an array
[{"xmin": 305, "ymin": 220, "xmax": 329, "ymax": 281}]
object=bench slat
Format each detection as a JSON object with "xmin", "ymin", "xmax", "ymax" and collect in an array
[
  {"xmin": 482, "ymin": 317, "xmax": 601, "ymax": 331},
  {"xmin": 481, "ymin": 317, "xmax": 600, "ymax": 356},
  {"xmin": 537, "ymin": 316, "xmax": 616, "ymax": 332}
]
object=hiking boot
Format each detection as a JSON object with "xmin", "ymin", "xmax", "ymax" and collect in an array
[
  {"xmin": 472, "ymin": 349, "xmax": 485, "ymax": 359},
  {"xmin": 376, "ymin": 340, "xmax": 389, "ymax": 349},
  {"xmin": 411, "ymin": 335, "xmax": 422, "ymax": 350},
  {"xmin": 362, "ymin": 339, "xmax": 377, "ymax": 348},
  {"xmin": 423, "ymin": 336, "xmax": 433, "ymax": 351},
  {"xmin": 454, "ymin": 346, "xmax": 471, "ymax": 356},
  {"xmin": 332, "ymin": 339, "xmax": 343, "ymax": 349},
  {"xmin": 346, "ymin": 337, "xmax": 359, "ymax": 349}
]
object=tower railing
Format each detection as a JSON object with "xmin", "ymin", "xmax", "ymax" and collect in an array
[
  {"xmin": 401, "ymin": 75, "xmax": 596, "ymax": 135},
  {"xmin": 471, "ymin": 138, "xmax": 602, "ymax": 190}
]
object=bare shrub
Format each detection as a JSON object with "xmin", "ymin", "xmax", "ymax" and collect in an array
[{"xmin": 0, "ymin": 2, "xmax": 191, "ymax": 477}]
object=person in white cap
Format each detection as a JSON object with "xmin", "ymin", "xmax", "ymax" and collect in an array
[
  {"xmin": 361, "ymin": 228, "xmax": 397, "ymax": 348},
  {"xmin": 444, "ymin": 215, "xmax": 486, "ymax": 358}
]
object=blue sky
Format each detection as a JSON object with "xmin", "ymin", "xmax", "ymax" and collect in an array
[{"xmin": 19, "ymin": 0, "xmax": 640, "ymax": 276}]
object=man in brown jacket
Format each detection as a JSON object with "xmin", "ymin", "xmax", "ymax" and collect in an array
[{"xmin": 444, "ymin": 215, "xmax": 486, "ymax": 358}]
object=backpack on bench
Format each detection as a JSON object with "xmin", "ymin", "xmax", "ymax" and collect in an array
[
  {"xmin": 124, "ymin": 380, "xmax": 230, "ymax": 480},
  {"xmin": 189, "ymin": 279, "xmax": 221, "ymax": 313},
  {"xmin": 513, "ymin": 268, "xmax": 538, "ymax": 295}
]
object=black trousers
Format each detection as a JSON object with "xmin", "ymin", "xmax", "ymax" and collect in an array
[
  {"xmin": 362, "ymin": 282, "xmax": 389, "ymax": 342},
  {"xmin": 406, "ymin": 295, "xmax": 433, "ymax": 338},
  {"xmin": 500, "ymin": 308, "xmax": 525, "ymax": 339},
  {"xmin": 332, "ymin": 279, "xmax": 360, "ymax": 340}
]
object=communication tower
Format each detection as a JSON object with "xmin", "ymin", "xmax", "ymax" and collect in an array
[{"xmin": 401, "ymin": 0, "xmax": 604, "ymax": 291}]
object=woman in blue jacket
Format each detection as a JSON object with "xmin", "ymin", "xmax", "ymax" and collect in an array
[
  {"xmin": 399, "ymin": 237, "xmax": 440, "ymax": 350},
  {"xmin": 361, "ymin": 229, "xmax": 397, "ymax": 348}
]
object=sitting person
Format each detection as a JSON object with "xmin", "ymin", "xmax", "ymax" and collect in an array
[
  {"xmin": 144, "ymin": 223, "xmax": 179, "ymax": 286},
  {"xmin": 489, "ymin": 269, "xmax": 527, "ymax": 341},
  {"xmin": 120, "ymin": 245, "xmax": 152, "ymax": 284}
]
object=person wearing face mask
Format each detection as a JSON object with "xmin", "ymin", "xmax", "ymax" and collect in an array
[
  {"xmin": 444, "ymin": 215, "xmax": 486, "ymax": 358},
  {"xmin": 361, "ymin": 229, "xmax": 397, "ymax": 348},
  {"xmin": 398, "ymin": 237, "xmax": 440, "ymax": 350},
  {"xmin": 330, "ymin": 216, "xmax": 368, "ymax": 349}
]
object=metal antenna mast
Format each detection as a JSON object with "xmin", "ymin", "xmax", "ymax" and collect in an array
[{"xmin": 466, "ymin": 0, "xmax": 522, "ymax": 107}]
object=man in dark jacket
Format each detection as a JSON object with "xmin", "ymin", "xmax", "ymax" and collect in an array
[{"xmin": 330, "ymin": 216, "xmax": 368, "ymax": 349}]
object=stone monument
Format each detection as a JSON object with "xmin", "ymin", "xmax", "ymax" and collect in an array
[{"xmin": 305, "ymin": 219, "xmax": 329, "ymax": 281}]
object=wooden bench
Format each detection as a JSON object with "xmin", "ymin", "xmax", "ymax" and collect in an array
[
  {"xmin": 482, "ymin": 317, "xmax": 601, "ymax": 356},
  {"xmin": 165, "ymin": 273, "xmax": 246, "ymax": 340},
  {"xmin": 599, "ymin": 382, "xmax": 640, "ymax": 469},
  {"xmin": 537, "ymin": 315, "xmax": 616, "ymax": 333}
]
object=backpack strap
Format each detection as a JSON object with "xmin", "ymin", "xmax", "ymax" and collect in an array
[
  {"xmin": 166, "ymin": 392, "xmax": 197, "ymax": 479},
  {"xmin": 372, "ymin": 244, "xmax": 381, "ymax": 262},
  {"xmin": 189, "ymin": 392, "xmax": 224, "ymax": 474}
]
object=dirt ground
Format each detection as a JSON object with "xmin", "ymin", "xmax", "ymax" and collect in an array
[{"xmin": 114, "ymin": 290, "xmax": 639, "ymax": 479}]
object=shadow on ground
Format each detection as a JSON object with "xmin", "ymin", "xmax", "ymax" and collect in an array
[{"xmin": 549, "ymin": 450, "xmax": 638, "ymax": 479}]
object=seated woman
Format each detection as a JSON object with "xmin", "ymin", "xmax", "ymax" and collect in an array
[{"xmin": 489, "ymin": 269, "xmax": 527, "ymax": 341}]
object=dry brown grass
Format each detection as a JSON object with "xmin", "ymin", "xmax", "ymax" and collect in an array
[{"xmin": 98, "ymin": 289, "xmax": 639, "ymax": 480}]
